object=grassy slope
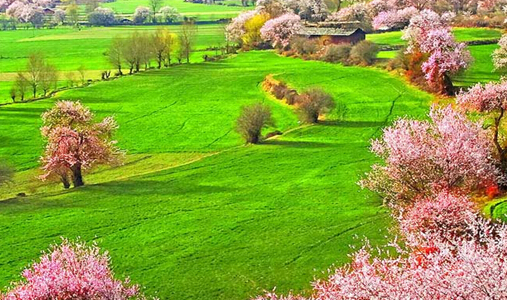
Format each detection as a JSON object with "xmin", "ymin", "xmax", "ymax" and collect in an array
[
  {"xmin": 0, "ymin": 24, "xmax": 226, "ymax": 103},
  {"xmin": 0, "ymin": 51, "xmax": 432, "ymax": 299}
]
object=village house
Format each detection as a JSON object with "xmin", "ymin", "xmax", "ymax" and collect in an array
[{"xmin": 297, "ymin": 21, "xmax": 366, "ymax": 45}]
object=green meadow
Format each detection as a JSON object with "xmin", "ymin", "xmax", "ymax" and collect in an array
[
  {"xmin": 0, "ymin": 51, "xmax": 432, "ymax": 299},
  {"xmin": 101, "ymin": 0, "xmax": 251, "ymax": 20}
]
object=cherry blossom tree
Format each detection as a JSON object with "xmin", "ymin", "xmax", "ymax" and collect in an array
[
  {"xmin": 40, "ymin": 101, "xmax": 123, "ymax": 188},
  {"xmin": 457, "ymin": 80, "xmax": 507, "ymax": 174},
  {"xmin": 372, "ymin": 6, "xmax": 418, "ymax": 30},
  {"xmin": 403, "ymin": 10, "xmax": 471, "ymax": 94},
  {"xmin": 361, "ymin": 105, "xmax": 498, "ymax": 203},
  {"xmin": 1, "ymin": 239, "xmax": 149, "ymax": 300},
  {"xmin": 260, "ymin": 12, "xmax": 301, "ymax": 49}
]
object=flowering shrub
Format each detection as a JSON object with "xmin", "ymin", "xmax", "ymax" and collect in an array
[{"xmin": 1, "ymin": 239, "xmax": 148, "ymax": 300}]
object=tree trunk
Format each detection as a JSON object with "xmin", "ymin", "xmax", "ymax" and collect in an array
[
  {"xmin": 72, "ymin": 165, "xmax": 84, "ymax": 187},
  {"xmin": 442, "ymin": 73, "xmax": 455, "ymax": 96},
  {"xmin": 118, "ymin": 65, "xmax": 123, "ymax": 76},
  {"xmin": 61, "ymin": 174, "xmax": 70, "ymax": 189}
]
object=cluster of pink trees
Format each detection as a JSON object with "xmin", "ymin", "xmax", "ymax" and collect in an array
[
  {"xmin": 1, "ymin": 239, "xmax": 150, "ymax": 300},
  {"xmin": 40, "ymin": 101, "xmax": 123, "ymax": 188},
  {"xmin": 3, "ymin": 0, "xmax": 53, "ymax": 27},
  {"xmin": 226, "ymin": 2, "xmax": 302, "ymax": 50},
  {"xmin": 402, "ymin": 10, "xmax": 471, "ymax": 94}
]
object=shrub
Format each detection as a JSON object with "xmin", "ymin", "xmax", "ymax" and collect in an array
[
  {"xmin": 88, "ymin": 7, "xmax": 116, "ymax": 26},
  {"xmin": 236, "ymin": 103, "xmax": 275, "ymax": 144},
  {"xmin": 349, "ymin": 40, "xmax": 378, "ymax": 66},
  {"xmin": 297, "ymin": 88, "xmax": 335, "ymax": 123},
  {"xmin": 290, "ymin": 36, "xmax": 319, "ymax": 56},
  {"xmin": 321, "ymin": 44, "xmax": 351, "ymax": 64}
]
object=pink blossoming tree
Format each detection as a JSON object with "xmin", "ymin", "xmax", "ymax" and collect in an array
[
  {"xmin": 360, "ymin": 105, "xmax": 498, "ymax": 203},
  {"xmin": 457, "ymin": 80, "xmax": 507, "ymax": 174},
  {"xmin": 40, "ymin": 101, "xmax": 123, "ymax": 188},
  {"xmin": 1, "ymin": 239, "xmax": 149, "ymax": 300},
  {"xmin": 260, "ymin": 12, "xmax": 301, "ymax": 49},
  {"xmin": 403, "ymin": 10, "xmax": 471, "ymax": 94}
]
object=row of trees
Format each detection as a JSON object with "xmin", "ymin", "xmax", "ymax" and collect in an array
[
  {"xmin": 10, "ymin": 53, "xmax": 58, "ymax": 102},
  {"xmin": 107, "ymin": 23, "xmax": 197, "ymax": 75},
  {"xmin": 88, "ymin": 5, "xmax": 182, "ymax": 26}
]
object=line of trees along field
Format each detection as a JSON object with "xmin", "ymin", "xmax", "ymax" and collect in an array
[{"xmin": 9, "ymin": 22, "xmax": 199, "ymax": 102}]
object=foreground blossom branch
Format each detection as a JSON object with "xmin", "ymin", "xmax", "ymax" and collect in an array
[{"xmin": 1, "ymin": 239, "xmax": 151, "ymax": 300}]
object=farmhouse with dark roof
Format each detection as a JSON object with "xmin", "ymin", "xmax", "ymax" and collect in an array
[{"xmin": 297, "ymin": 21, "xmax": 366, "ymax": 45}]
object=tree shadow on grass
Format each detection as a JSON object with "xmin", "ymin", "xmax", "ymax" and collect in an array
[
  {"xmin": 262, "ymin": 140, "xmax": 334, "ymax": 148},
  {"xmin": 318, "ymin": 120, "xmax": 384, "ymax": 128}
]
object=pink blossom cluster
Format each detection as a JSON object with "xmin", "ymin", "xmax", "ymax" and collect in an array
[
  {"xmin": 493, "ymin": 34, "xmax": 507, "ymax": 70},
  {"xmin": 1, "ymin": 239, "xmax": 147, "ymax": 300},
  {"xmin": 457, "ymin": 80, "xmax": 507, "ymax": 112},
  {"xmin": 361, "ymin": 105, "xmax": 498, "ymax": 202},
  {"xmin": 373, "ymin": 6, "xmax": 418, "ymax": 30},
  {"xmin": 260, "ymin": 12, "xmax": 301, "ymax": 48}
]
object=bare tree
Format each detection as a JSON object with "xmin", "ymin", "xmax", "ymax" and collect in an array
[
  {"xmin": 297, "ymin": 88, "xmax": 335, "ymax": 123},
  {"xmin": 77, "ymin": 65, "xmax": 86, "ymax": 85},
  {"xmin": 179, "ymin": 20, "xmax": 197, "ymax": 63},
  {"xmin": 108, "ymin": 37, "xmax": 124, "ymax": 75},
  {"xmin": 148, "ymin": 0, "xmax": 162, "ymax": 22},
  {"xmin": 14, "ymin": 72, "xmax": 28, "ymax": 101},
  {"xmin": 40, "ymin": 64, "xmax": 58, "ymax": 96},
  {"xmin": 152, "ymin": 28, "xmax": 167, "ymax": 69},
  {"xmin": 26, "ymin": 53, "xmax": 45, "ymax": 98}
]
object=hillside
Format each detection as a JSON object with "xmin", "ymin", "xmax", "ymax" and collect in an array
[{"xmin": 0, "ymin": 51, "xmax": 432, "ymax": 299}]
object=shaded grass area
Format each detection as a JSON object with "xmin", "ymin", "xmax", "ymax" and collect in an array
[{"xmin": 0, "ymin": 51, "xmax": 432, "ymax": 300}]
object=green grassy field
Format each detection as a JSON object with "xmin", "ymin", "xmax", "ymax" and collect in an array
[
  {"xmin": 368, "ymin": 27, "xmax": 503, "ymax": 46},
  {"xmin": 0, "ymin": 51, "xmax": 432, "ymax": 299},
  {"xmin": 0, "ymin": 24, "xmax": 227, "ymax": 103},
  {"xmin": 101, "ymin": 0, "xmax": 251, "ymax": 20}
]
